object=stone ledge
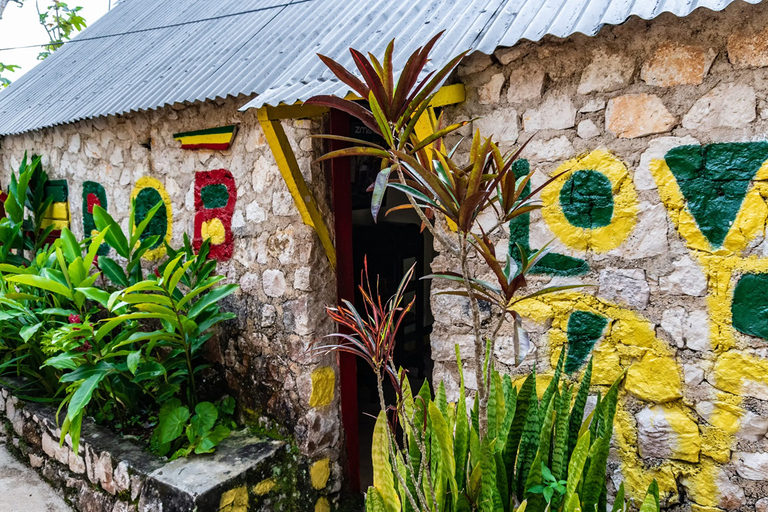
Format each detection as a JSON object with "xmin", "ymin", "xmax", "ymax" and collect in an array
[{"xmin": 0, "ymin": 384, "xmax": 292, "ymax": 512}]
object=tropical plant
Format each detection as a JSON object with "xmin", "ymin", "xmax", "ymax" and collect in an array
[
  {"xmin": 0, "ymin": 197, "xmax": 238, "ymax": 455},
  {"xmin": 151, "ymin": 396, "xmax": 234, "ymax": 459},
  {"xmin": 0, "ymin": 152, "xmax": 56, "ymax": 265},
  {"xmin": 319, "ymin": 267, "xmax": 659, "ymax": 512},
  {"xmin": 307, "ymin": 35, "xmax": 579, "ymax": 438}
]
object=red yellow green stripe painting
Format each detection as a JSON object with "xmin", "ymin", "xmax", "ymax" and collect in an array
[{"xmin": 173, "ymin": 125, "xmax": 238, "ymax": 150}]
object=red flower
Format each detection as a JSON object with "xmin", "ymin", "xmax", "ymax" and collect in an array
[
  {"xmin": 154, "ymin": 268, "xmax": 161, "ymax": 278},
  {"xmin": 68, "ymin": 314, "xmax": 81, "ymax": 324},
  {"xmin": 75, "ymin": 341, "xmax": 92, "ymax": 353}
]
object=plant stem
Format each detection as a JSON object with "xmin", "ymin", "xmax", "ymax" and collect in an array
[{"xmin": 460, "ymin": 237, "xmax": 487, "ymax": 438}]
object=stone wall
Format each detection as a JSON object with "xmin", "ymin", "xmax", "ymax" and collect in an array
[
  {"xmin": 432, "ymin": 1, "xmax": 768, "ymax": 510},
  {"xmin": 0, "ymin": 96, "xmax": 343, "ymax": 494}
]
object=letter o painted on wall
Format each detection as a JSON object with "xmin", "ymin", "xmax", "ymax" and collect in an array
[
  {"xmin": 131, "ymin": 176, "xmax": 173, "ymax": 261},
  {"xmin": 541, "ymin": 150, "xmax": 638, "ymax": 252}
]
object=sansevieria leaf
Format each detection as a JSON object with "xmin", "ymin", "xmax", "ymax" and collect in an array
[
  {"xmin": 515, "ymin": 386, "xmax": 540, "ymax": 499},
  {"xmin": 455, "ymin": 346, "xmax": 470, "ymax": 489},
  {"xmin": 429, "ymin": 402, "xmax": 458, "ymax": 509},
  {"xmin": 503, "ymin": 371, "xmax": 535, "ymax": 490},
  {"xmin": 372, "ymin": 411, "xmax": 401, "ymax": 512},
  {"xmin": 567, "ymin": 359, "xmax": 592, "ymax": 459},
  {"xmin": 564, "ymin": 431, "xmax": 590, "ymax": 507},
  {"xmin": 581, "ymin": 435, "xmax": 611, "ymax": 511},
  {"xmin": 611, "ymin": 483, "xmax": 626, "ymax": 512},
  {"xmin": 367, "ymin": 487, "xmax": 388, "ymax": 512}
]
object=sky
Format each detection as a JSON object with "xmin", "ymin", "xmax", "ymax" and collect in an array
[{"xmin": 0, "ymin": 0, "xmax": 111, "ymax": 81}]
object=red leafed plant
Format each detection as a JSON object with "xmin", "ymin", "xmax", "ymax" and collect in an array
[
  {"xmin": 308, "ymin": 34, "xmax": 579, "ymax": 438},
  {"xmin": 316, "ymin": 258, "xmax": 415, "ymax": 412}
]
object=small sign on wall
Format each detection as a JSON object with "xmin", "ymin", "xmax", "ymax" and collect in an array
[{"xmin": 173, "ymin": 125, "xmax": 238, "ymax": 151}]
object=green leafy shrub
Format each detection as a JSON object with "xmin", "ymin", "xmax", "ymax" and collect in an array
[{"xmin": 0, "ymin": 169, "xmax": 238, "ymax": 457}]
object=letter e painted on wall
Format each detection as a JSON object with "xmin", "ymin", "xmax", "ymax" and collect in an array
[{"xmin": 194, "ymin": 169, "xmax": 236, "ymax": 261}]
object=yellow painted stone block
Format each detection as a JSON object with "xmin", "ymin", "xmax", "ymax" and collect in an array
[
  {"xmin": 253, "ymin": 478, "xmax": 276, "ymax": 496},
  {"xmin": 690, "ymin": 505, "xmax": 723, "ymax": 512},
  {"xmin": 611, "ymin": 318, "xmax": 655, "ymax": 348},
  {"xmin": 309, "ymin": 366, "xmax": 335, "ymax": 407},
  {"xmin": 201, "ymin": 217, "xmax": 226, "ymax": 245},
  {"xmin": 310, "ymin": 458, "xmax": 331, "ymax": 489},
  {"xmin": 591, "ymin": 345, "xmax": 624, "ymax": 386},
  {"xmin": 625, "ymin": 352, "xmax": 682, "ymax": 403},
  {"xmin": 219, "ymin": 486, "xmax": 248, "ymax": 512},
  {"xmin": 664, "ymin": 406, "xmax": 702, "ymax": 463},
  {"xmin": 47, "ymin": 202, "xmax": 70, "ymax": 220},
  {"xmin": 315, "ymin": 497, "xmax": 331, "ymax": 512}
]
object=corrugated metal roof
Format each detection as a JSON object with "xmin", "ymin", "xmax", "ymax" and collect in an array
[{"xmin": 0, "ymin": 0, "xmax": 760, "ymax": 136}]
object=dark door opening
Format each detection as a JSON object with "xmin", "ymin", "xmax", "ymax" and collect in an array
[{"xmin": 347, "ymin": 117, "xmax": 435, "ymax": 490}]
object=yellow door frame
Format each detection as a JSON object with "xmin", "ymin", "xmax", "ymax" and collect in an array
[{"xmin": 256, "ymin": 83, "xmax": 466, "ymax": 270}]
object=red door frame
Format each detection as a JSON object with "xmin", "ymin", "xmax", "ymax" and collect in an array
[{"xmin": 329, "ymin": 109, "xmax": 360, "ymax": 492}]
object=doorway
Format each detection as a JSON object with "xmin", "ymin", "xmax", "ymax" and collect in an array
[{"xmin": 330, "ymin": 111, "xmax": 435, "ymax": 491}]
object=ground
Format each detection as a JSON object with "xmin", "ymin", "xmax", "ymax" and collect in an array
[{"xmin": 0, "ymin": 441, "xmax": 72, "ymax": 512}]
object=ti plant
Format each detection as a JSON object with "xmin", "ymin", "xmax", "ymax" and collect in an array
[{"xmin": 307, "ymin": 35, "xmax": 579, "ymax": 437}]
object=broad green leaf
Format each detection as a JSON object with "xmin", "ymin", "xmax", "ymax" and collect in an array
[
  {"xmin": 372, "ymin": 410, "xmax": 400, "ymax": 512},
  {"xmin": 67, "ymin": 373, "xmax": 107, "ymax": 422},
  {"xmin": 127, "ymin": 351, "xmax": 141, "ymax": 374},
  {"xmin": 60, "ymin": 361, "xmax": 115, "ymax": 383},
  {"xmin": 98, "ymin": 256, "xmax": 128, "ymax": 287},
  {"xmin": 159, "ymin": 406, "xmax": 191, "ymax": 444},
  {"xmin": 19, "ymin": 322, "xmax": 42, "ymax": 342},
  {"xmin": 187, "ymin": 284, "xmax": 238, "ymax": 318},
  {"xmin": 76, "ymin": 287, "xmax": 110, "ymax": 308},
  {"xmin": 194, "ymin": 402, "xmax": 218, "ymax": 433},
  {"xmin": 133, "ymin": 361, "xmax": 166, "ymax": 382},
  {"xmin": 6, "ymin": 274, "xmax": 72, "ymax": 299},
  {"xmin": 93, "ymin": 205, "xmax": 129, "ymax": 258}
]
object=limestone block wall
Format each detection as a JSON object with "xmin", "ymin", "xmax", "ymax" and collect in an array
[
  {"xmin": 432, "ymin": 1, "xmax": 768, "ymax": 509},
  {"xmin": 0, "ymin": 96, "xmax": 343, "ymax": 491}
]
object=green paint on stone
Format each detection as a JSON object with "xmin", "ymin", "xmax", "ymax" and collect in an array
[
  {"xmin": 82, "ymin": 181, "xmax": 109, "ymax": 256},
  {"xmin": 665, "ymin": 142, "xmax": 768, "ymax": 247},
  {"xmin": 44, "ymin": 180, "xmax": 68, "ymax": 202},
  {"xmin": 508, "ymin": 159, "xmax": 589, "ymax": 276},
  {"xmin": 135, "ymin": 188, "xmax": 167, "ymax": 249},
  {"xmin": 732, "ymin": 273, "xmax": 768, "ymax": 341},
  {"xmin": 201, "ymin": 184, "xmax": 229, "ymax": 209},
  {"xmin": 565, "ymin": 311, "xmax": 609, "ymax": 374},
  {"xmin": 559, "ymin": 170, "xmax": 613, "ymax": 228}
]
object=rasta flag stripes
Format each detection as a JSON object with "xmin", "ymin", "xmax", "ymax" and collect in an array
[{"xmin": 173, "ymin": 125, "xmax": 238, "ymax": 151}]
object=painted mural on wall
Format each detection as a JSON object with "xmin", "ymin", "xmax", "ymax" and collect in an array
[
  {"xmin": 82, "ymin": 181, "xmax": 109, "ymax": 256},
  {"xmin": 194, "ymin": 169, "xmax": 236, "ymax": 261},
  {"xmin": 131, "ymin": 176, "xmax": 173, "ymax": 261},
  {"xmin": 508, "ymin": 145, "xmax": 768, "ymax": 506},
  {"xmin": 42, "ymin": 179, "xmax": 69, "ymax": 242}
]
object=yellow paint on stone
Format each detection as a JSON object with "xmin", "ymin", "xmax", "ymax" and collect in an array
[
  {"xmin": 541, "ymin": 150, "xmax": 638, "ymax": 253},
  {"xmin": 131, "ymin": 176, "xmax": 173, "ymax": 261},
  {"xmin": 201, "ymin": 217, "xmax": 227, "ymax": 245},
  {"xmin": 662, "ymin": 404, "xmax": 702, "ymax": 463},
  {"xmin": 253, "ymin": 478, "xmax": 277, "ymax": 495},
  {"xmin": 219, "ymin": 486, "xmax": 248, "ymax": 512},
  {"xmin": 315, "ymin": 497, "xmax": 331, "ymax": 512},
  {"xmin": 309, "ymin": 366, "xmax": 335, "ymax": 407},
  {"xmin": 625, "ymin": 352, "xmax": 682, "ymax": 403},
  {"xmin": 310, "ymin": 458, "xmax": 331, "ymax": 490}
]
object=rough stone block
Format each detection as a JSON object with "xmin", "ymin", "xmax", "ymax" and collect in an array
[
  {"xmin": 523, "ymin": 92, "xmax": 576, "ymax": 131},
  {"xmin": 635, "ymin": 135, "xmax": 699, "ymax": 190},
  {"xmin": 641, "ymin": 43, "xmax": 713, "ymax": 87},
  {"xmin": 606, "ymin": 94, "xmax": 676, "ymax": 139},
  {"xmin": 578, "ymin": 49, "xmax": 635, "ymax": 94},
  {"xmin": 577, "ymin": 119, "xmax": 600, "ymax": 139},
  {"xmin": 636, "ymin": 405, "xmax": 701, "ymax": 462},
  {"xmin": 521, "ymin": 135, "xmax": 574, "ymax": 162},
  {"xmin": 598, "ymin": 268, "xmax": 650, "ymax": 309},
  {"xmin": 684, "ymin": 310, "xmax": 710, "ymax": 352},
  {"xmin": 507, "ymin": 66, "xmax": 544, "ymax": 103},
  {"xmin": 473, "ymin": 108, "xmax": 519, "ymax": 147},
  {"xmin": 683, "ymin": 83, "xmax": 756, "ymax": 130},
  {"xmin": 262, "ymin": 269, "xmax": 286, "ymax": 298},
  {"xmin": 458, "ymin": 52, "xmax": 494, "ymax": 76},
  {"xmin": 478, "ymin": 73, "xmax": 505, "ymax": 104},
  {"xmin": 728, "ymin": 26, "xmax": 768, "ymax": 67},
  {"xmin": 661, "ymin": 307, "xmax": 686, "ymax": 348},
  {"xmin": 659, "ymin": 256, "xmax": 707, "ymax": 296},
  {"xmin": 732, "ymin": 451, "xmax": 768, "ymax": 480},
  {"xmin": 625, "ymin": 352, "xmax": 682, "ymax": 403}
]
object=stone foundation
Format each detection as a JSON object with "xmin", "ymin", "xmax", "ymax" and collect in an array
[{"xmin": 0, "ymin": 385, "xmax": 337, "ymax": 511}]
